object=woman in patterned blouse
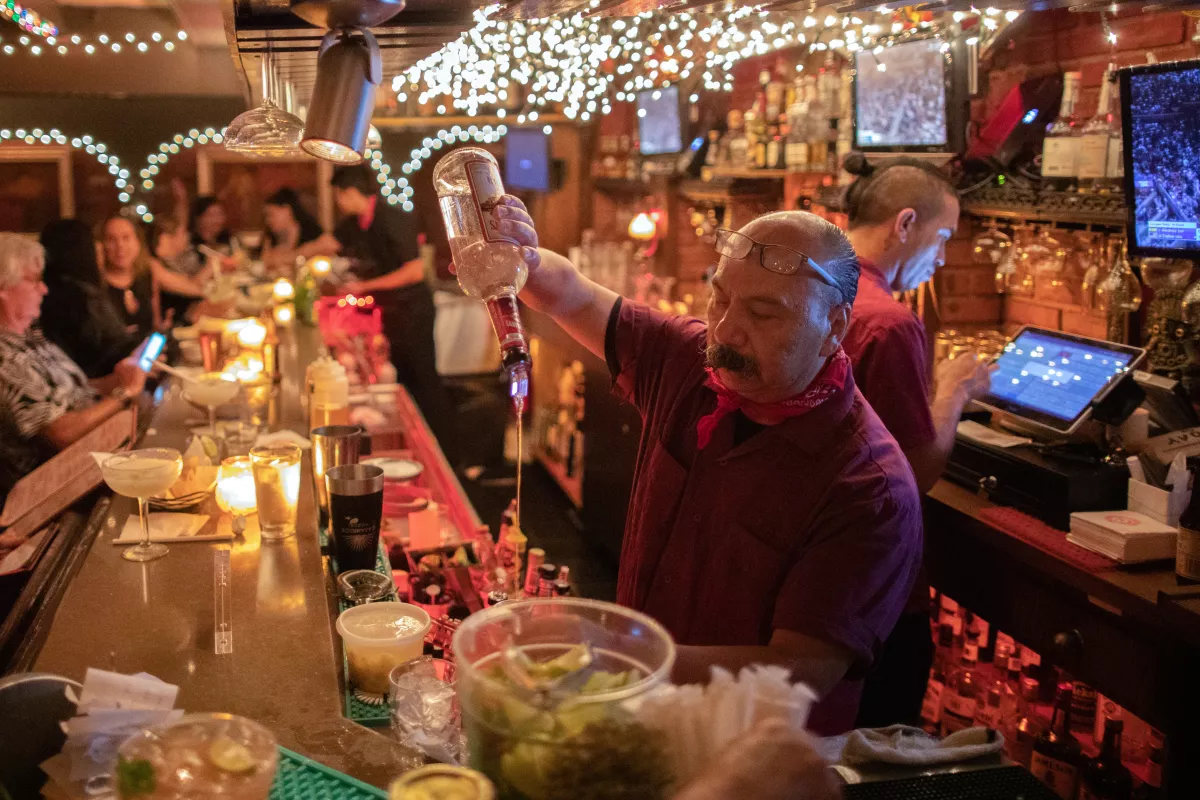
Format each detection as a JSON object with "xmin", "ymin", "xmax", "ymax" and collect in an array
[{"xmin": 0, "ymin": 233, "xmax": 147, "ymax": 505}]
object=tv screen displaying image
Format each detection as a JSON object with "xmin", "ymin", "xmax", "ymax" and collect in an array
[
  {"xmin": 854, "ymin": 37, "xmax": 948, "ymax": 150},
  {"xmin": 504, "ymin": 129, "xmax": 550, "ymax": 192},
  {"xmin": 637, "ymin": 86, "xmax": 683, "ymax": 155},
  {"xmin": 1122, "ymin": 59, "xmax": 1200, "ymax": 258}
]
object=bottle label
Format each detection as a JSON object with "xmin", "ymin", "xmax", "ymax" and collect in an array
[
  {"xmin": 1030, "ymin": 752, "xmax": 1079, "ymax": 799},
  {"xmin": 1042, "ymin": 137, "xmax": 1080, "ymax": 178},
  {"xmin": 465, "ymin": 159, "xmax": 517, "ymax": 245},
  {"xmin": 1178, "ymin": 528, "xmax": 1200, "ymax": 580},
  {"xmin": 942, "ymin": 692, "xmax": 977, "ymax": 724},
  {"xmin": 975, "ymin": 705, "xmax": 1002, "ymax": 729},
  {"xmin": 1107, "ymin": 137, "xmax": 1125, "ymax": 179},
  {"xmin": 485, "ymin": 294, "xmax": 529, "ymax": 356},
  {"xmin": 1077, "ymin": 135, "xmax": 1110, "ymax": 179}
]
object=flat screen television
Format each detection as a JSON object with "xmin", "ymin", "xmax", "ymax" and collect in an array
[
  {"xmin": 854, "ymin": 36, "xmax": 964, "ymax": 154},
  {"xmin": 636, "ymin": 85, "xmax": 683, "ymax": 156},
  {"xmin": 504, "ymin": 128, "xmax": 550, "ymax": 192},
  {"xmin": 1120, "ymin": 58, "xmax": 1200, "ymax": 259}
]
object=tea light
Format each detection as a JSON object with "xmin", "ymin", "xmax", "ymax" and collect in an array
[
  {"xmin": 237, "ymin": 319, "xmax": 267, "ymax": 349},
  {"xmin": 216, "ymin": 456, "xmax": 257, "ymax": 534},
  {"xmin": 273, "ymin": 278, "xmax": 295, "ymax": 301},
  {"xmin": 273, "ymin": 303, "xmax": 294, "ymax": 328},
  {"xmin": 309, "ymin": 256, "xmax": 331, "ymax": 276},
  {"xmin": 226, "ymin": 355, "xmax": 264, "ymax": 382}
]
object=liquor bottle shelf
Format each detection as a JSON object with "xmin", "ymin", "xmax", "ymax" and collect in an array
[{"xmin": 963, "ymin": 187, "xmax": 1126, "ymax": 228}]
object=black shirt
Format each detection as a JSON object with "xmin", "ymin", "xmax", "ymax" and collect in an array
[
  {"xmin": 333, "ymin": 200, "xmax": 421, "ymax": 302},
  {"xmin": 262, "ymin": 217, "xmax": 323, "ymax": 251},
  {"xmin": 104, "ymin": 269, "xmax": 156, "ymax": 340}
]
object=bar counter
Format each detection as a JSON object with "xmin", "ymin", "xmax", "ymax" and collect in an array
[
  {"xmin": 5, "ymin": 324, "xmax": 477, "ymax": 789},
  {"xmin": 925, "ymin": 480, "xmax": 1200, "ymax": 795}
]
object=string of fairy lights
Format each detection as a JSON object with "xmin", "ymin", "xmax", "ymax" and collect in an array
[
  {"xmin": 3, "ymin": 4, "xmax": 1029, "ymax": 219},
  {"xmin": 0, "ymin": 127, "xmax": 128, "ymax": 197},
  {"xmin": 1, "ymin": 0, "xmax": 55, "ymax": 37},
  {"xmin": 0, "ymin": 28, "xmax": 187, "ymax": 56}
]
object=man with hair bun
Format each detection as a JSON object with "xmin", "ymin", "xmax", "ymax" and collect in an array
[{"xmin": 842, "ymin": 155, "xmax": 993, "ymax": 728}]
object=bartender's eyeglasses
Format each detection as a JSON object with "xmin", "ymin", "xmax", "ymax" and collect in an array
[{"xmin": 714, "ymin": 229, "xmax": 842, "ymax": 298}]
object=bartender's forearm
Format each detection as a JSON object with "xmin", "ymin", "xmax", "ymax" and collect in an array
[
  {"xmin": 521, "ymin": 248, "xmax": 617, "ymax": 361},
  {"xmin": 672, "ymin": 631, "xmax": 853, "ymax": 698},
  {"xmin": 906, "ymin": 386, "xmax": 968, "ymax": 493},
  {"xmin": 297, "ymin": 234, "xmax": 341, "ymax": 259}
]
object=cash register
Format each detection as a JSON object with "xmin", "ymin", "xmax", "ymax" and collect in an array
[{"xmin": 945, "ymin": 326, "xmax": 1147, "ymax": 530}]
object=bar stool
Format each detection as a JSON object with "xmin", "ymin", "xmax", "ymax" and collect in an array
[{"xmin": 0, "ymin": 672, "xmax": 80, "ymax": 798}]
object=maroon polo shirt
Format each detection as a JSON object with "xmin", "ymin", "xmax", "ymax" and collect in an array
[
  {"xmin": 606, "ymin": 298, "xmax": 923, "ymax": 734},
  {"xmin": 842, "ymin": 259, "xmax": 936, "ymax": 452}
]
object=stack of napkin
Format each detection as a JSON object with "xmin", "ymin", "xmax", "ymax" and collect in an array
[{"xmin": 1067, "ymin": 510, "xmax": 1177, "ymax": 563}]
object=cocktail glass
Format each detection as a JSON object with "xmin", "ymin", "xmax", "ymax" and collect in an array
[
  {"xmin": 184, "ymin": 372, "xmax": 240, "ymax": 438},
  {"xmin": 101, "ymin": 448, "xmax": 183, "ymax": 562},
  {"xmin": 115, "ymin": 712, "xmax": 278, "ymax": 799}
]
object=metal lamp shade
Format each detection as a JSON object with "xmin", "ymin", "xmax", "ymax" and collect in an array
[{"xmin": 301, "ymin": 30, "xmax": 381, "ymax": 164}]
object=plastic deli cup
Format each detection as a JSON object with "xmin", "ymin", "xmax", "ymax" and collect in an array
[{"xmin": 336, "ymin": 601, "xmax": 431, "ymax": 695}]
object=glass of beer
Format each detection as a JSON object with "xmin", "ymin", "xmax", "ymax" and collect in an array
[{"xmin": 249, "ymin": 443, "xmax": 301, "ymax": 540}]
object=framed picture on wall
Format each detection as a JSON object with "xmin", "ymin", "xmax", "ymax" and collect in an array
[
  {"xmin": 195, "ymin": 147, "xmax": 333, "ymax": 241},
  {"xmin": 0, "ymin": 145, "xmax": 75, "ymax": 234}
]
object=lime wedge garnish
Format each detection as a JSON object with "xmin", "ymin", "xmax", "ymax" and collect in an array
[{"xmin": 208, "ymin": 737, "xmax": 257, "ymax": 773}]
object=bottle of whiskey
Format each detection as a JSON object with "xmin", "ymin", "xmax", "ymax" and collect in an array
[
  {"xmin": 974, "ymin": 684, "xmax": 1005, "ymax": 730},
  {"xmin": 920, "ymin": 622, "xmax": 956, "ymax": 733},
  {"xmin": 1175, "ymin": 456, "xmax": 1200, "ymax": 582},
  {"xmin": 1042, "ymin": 71, "xmax": 1083, "ymax": 191},
  {"xmin": 1080, "ymin": 716, "xmax": 1133, "ymax": 800},
  {"xmin": 941, "ymin": 631, "xmax": 983, "ymax": 735},
  {"xmin": 1078, "ymin": 66, "xmax": 1121, "ymax": 194},
  {"xmin": 1031, "ymin": 682, "xmax": 1084, "ymax": 800}
]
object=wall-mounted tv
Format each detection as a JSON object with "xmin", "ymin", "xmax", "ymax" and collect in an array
[
  {"xmin": 636, "ymin": 85, "xmax": 683, "ymax": 156},
  {"xmin": 504, "ymin": 128, "xmax": 550, "ymax": 192},
  {"xmin": 854, "ymin": 36, "xmax": 966, "ymax": 155},
  {"xmin": 1120, "ymin": 58, "xmax": 1200, "ymax": 260}
]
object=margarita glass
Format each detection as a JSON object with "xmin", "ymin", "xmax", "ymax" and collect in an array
[{"xmin": 101, "ymin": 448, "xmax": 183, "ymax": 562}]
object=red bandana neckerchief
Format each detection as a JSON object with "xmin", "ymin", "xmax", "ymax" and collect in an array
[
  {"xmin": 696, "ymin": 348, "xmax": 850, "ymax": 449},
  {"xmin": 358, "ymin": 195, "xmax": 378, "ymax": 231}
]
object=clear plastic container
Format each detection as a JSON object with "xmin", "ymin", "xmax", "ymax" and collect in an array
[{"xmin": 452, "ymin": 598, "xmax": 676, "ymax": 800}]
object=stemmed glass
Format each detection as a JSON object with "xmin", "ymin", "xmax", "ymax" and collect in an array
[
  {"xmin": 184, "ymin": 372, "xmax": 239, "ymax": 438},
  {"xmin": 971, "ymin": 220, "xmax": 1013, "ymax": 293},
  {"xmin": 101, "ymin": 448, "xmax": 183, "ymax": 562}
]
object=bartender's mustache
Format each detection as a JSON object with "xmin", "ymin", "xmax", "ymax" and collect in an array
[{"xmin": 706, "ymin": 342, "xmax": 759, "ymax": 377}]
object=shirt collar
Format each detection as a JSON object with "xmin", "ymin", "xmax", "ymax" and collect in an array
[
  {"xmin": 856, "ymin": 256, "xmax": 893, "ymax": 294},
  {"xmin": 358, "ymin": 195, "xmax": 378, "ymax": 231}
]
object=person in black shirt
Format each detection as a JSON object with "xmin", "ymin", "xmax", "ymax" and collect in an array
[{"xmin": 301, "ymin": 165, "xmax": 455, "ymax": 457}]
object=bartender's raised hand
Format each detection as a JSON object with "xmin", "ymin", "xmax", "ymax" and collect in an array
[
  {"xmin": 672, "ymin": 720, "xmax": 842, "ymax": 800},
  {"xmin": 935, "ymin": 352, "xmax": 995, "ymax": 404}
]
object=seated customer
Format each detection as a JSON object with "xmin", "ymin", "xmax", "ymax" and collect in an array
[
  {"xmin": 0, "ymin": 234, "xmax": 146, "ymax": 495},
  {"xmin": 39, "ymin": 219, "xmax": 141, "ymax": 378},
  {"xmin": 151, "ymin": 216, "xmax": 213, "ymax": 322},
  {"xmin": 99, "ymin": 215, "xmax": 204, "ymax": 336},
  {"xmin": 260, "ymin": 188, "xmax": 322, "ymax": 273}
]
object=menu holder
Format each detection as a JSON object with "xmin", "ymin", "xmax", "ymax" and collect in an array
[{"xmin": 0, "ymin": 410, "xmax": 133, "ymax": 542}]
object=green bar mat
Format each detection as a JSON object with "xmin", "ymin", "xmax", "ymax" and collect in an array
[
  {"xmin": 330, "ymin": 536, "xmax": 397, "ymax": 727},
  {"xmin": 271, "ymin": 746, "xmax": 387, "ymax": 799}
]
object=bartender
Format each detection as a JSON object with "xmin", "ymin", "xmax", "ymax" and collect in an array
[
  {"xmin": 300, "ymin": 165, "xmax": 454, "ymax": 456},
  {"xmin": 841, "ymin": 157, "xmax": 992, "ymax": 728},
  {"xmin": 492, "ymin": 199, "xmax": 923, "ymax": 734}
]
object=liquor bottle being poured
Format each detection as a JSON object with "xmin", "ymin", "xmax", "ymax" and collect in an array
[
  {"xmin": 433, "ymin": 147, "xmax": 532, "ymax": 411},
  {"xmin": 434, "ymin": 148, "xmax": 533, "ymax": 525}
]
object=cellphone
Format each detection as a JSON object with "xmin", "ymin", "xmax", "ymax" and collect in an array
[{"xmin": 137, "ymin": 332, "xmax": 167, "ymax": 372}]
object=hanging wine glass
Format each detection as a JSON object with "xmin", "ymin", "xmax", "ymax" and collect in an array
[
  {"xmin": 224, "ymin": 52, "xmax": 304, "ymax": 156},
  {"xmin": 972, "ymin": 220, "xmax": 1014, "ymax": 293},
  {"xmin": 1182, "ymin": 275, "xmax": 1200, "ymax": 328},
  {"xmin": 1094, "ymin": 238, "xmax": 1142, "ymax": 315},
  {"xmin": 1026, "ymin": 226, "xmax": 1068, "ymax": 302},
  {"xmin": 1007, "ymin": 224, "xmax": 1036, "ymax": 296},
  {"xmin": 1063, "ymin": 230, "xmax": 1099, "ymax": 306},
  {"xmin": 1080, "ymin": 233, "xmax": 1109, "ymax": 311}
]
